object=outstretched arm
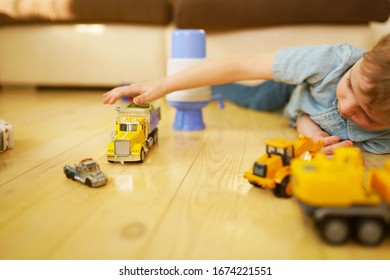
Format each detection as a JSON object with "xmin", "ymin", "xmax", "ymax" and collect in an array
[
  {"xmin": 296, "ymin": 114, "xmax": 353, "ymax": 155},
  {"xmin": 103, "ymin": 52, "xmax": 277, "ymax": 105}
]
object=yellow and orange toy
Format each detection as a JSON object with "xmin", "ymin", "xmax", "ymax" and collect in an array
[
  {"xmin": 292, "ymin": 146, "xmax": 390, "ymax": 246},
  {"xmin": 244, "ymin": 135, "xmax": 323, "ymax": 198}
]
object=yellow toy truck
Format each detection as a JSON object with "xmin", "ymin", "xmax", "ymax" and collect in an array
[
  {"xmin": 107, "ymin": 103, "xmax": 161, "ymax": 163},
  {"xmin": 292, "ymin": 147, "xmax": 390, "ymax": 246},
  {"xmin": 243, "ymin": 135, "xmax": 323, "ymax": 198}
]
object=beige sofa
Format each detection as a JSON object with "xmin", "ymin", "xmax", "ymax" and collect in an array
[{"xmin": 0, "ymin": 0, "xmax": 389, "ymax": 87}]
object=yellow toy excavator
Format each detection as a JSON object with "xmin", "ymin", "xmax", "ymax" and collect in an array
[
  {"xmin": 243, "ymin": 135, "xmax": 323, "ymax": 198},
  {"xmin": 292, "ymin": 146, "xmax": 390, "ymax": 246}
]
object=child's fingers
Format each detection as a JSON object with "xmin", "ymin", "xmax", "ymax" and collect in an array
[
  {"xmin": 320, "ymin": 135, "xmax": 340, "ymax": 146},
  {"xmin": 102, "ymin": 87, "xmax": 122, "ymax": 104},
  {"xmin": 321, "ymin": 140, "xmax": 353, "ymax": 155},
  {"xmin": 103, "ymin": 86, "xmax": 138, "ymax": 104},
  {"xmin": 133, "ymin": 91, "xmax": 154, "ymax": 105},
  {"xmin": 103, "ymin": 80, "xmax": 164, "ymax": 105},
  {"xmin": 133, "ymin": 86, "xmax": 164, "ymax": 105},
  {"xmin": 133, "ymin": 95, "xmax": 144, "ymax": 105}
]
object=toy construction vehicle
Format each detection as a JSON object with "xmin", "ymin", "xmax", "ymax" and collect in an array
[
  {"xmin": 63, "ymin": 158, "xmax": 107, "ymax": 188},
  {"xmin": 0, "ymin": 118, "xmax": 14, "ymax": 153},
  {"xmin": 107, "ymin": 103, "xmax": 161, "ymax": 163},
  {"xmin": 243, "ymin": 135, "xmax": 323, "ymax": 198},
  {"xmin": 292, "ymin": 147, "xmax": 390, "ymax": 246}
]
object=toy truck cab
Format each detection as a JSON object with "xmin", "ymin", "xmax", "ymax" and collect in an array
[
  {"xmin": 107, "ymin": 103, "xmax": 161, "ymax": 163},
  {"xmin": 264, "ymin": 139, "xmax": 295, "ymax": 166}
]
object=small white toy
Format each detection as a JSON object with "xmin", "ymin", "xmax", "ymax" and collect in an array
[{"xmin": 0, "ymin": 118, "xmax": 14, "ymax": 153}]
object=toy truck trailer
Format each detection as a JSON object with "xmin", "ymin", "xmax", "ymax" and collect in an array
[
  {"xmin": 107, "ymin": 103, "xmax": 161, "ymax": 163},
  {"xmin": 0, "ymin": 118, "xmax": 14, "ymax": 153},
  {"xmin": 243, "ymin": 135, "xmax": 323, "ymax": 198},
  {"xmin": 292, "ymin": 147, "xmax": 390, "ymax": 246}
]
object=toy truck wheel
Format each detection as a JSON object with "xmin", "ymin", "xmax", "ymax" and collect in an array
[
  {"xmin": 355, "ymin": 218, "xmax": 386, "ymax": 246},
  {"xmin": 65, "ymin": 170, "xmax": 74, "ymax": 180},
  {"xmin": 139, "ymin": 148, "xmax": 145, "ymax": 163},
  {"xmin": 153, "ymin": 130, "xmax": 158, "ymax": 145},
  {"xmin": 272, "ymin": 187, "xmax": 281, "ymax": 197},
  {"xmin": 274, "ymin": 176, "xmax": 292, "ymax": 198},
  {"xmin": 86, "ymin": 179, "xmax": 92, "ymax": 187},
  {"xmin": 319, "ymin": 217, "xmax": 350, "ymax": 245}
]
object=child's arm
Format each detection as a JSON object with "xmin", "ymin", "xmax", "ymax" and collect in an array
[
  {"xmin": 296, "ymin": 114, "xmax": 353, "ymax": 155},
  {"xmin": 103, "ymin": 52, "xmax": 276, "ymax": 105}
]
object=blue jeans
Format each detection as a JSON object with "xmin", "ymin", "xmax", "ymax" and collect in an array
[{"xmin": 211, "ymin": 81, "xmax": 295, "ymax": 111}]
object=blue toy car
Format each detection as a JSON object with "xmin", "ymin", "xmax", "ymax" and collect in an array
[{"xmin": 64, "ymin": 158, "xmax": 107, "ymax": 187}]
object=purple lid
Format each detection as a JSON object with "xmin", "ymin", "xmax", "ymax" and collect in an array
[{"xmin": 171, "ymin": 29, "xmax": 206, "ymax": 58}]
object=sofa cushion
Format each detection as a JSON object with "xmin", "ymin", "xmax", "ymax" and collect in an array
[
  {"xmin": 0, "ymin": 0, "xmax": 172, "ymax": 25},
  {"xmin": 174, "ymin": 0, "xmax": 390, "ymax": 30}
]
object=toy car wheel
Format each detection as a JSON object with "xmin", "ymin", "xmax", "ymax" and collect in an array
[
  {"xmin": 355, "ymin": 218, "xmax": 386, "ymax": 246},
  {"xmin": 153, "ymin": 130, "xmax": 158, "ymax": 144},
  {"xmin": 86, "ymin": 179, "xmax": 92, "ymax": 187},
  {"xmin": 274, "ymin": 176, "xmax": 292, "ymax": 198},
  {"xmin": 65, "ymin": 170, "xmax": 74, "ymax": 180},
  {"xmin": 139, "ymin": 148, "xmax": 145, "ymax": 163},
  {"xmin": 319, "ymin": 217, "xmax": 349, "ymax": 245},
  {"xmin": 272, "ymin": 187, "xmax": 282, "ymax": 198}
]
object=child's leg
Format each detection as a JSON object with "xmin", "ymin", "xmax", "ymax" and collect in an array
[{"xmin": 211, "ymin": 81, "xmax": 295, "ymax": 111}]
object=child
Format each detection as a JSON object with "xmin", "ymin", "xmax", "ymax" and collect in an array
[{"xmin": 103, "ymin": 33, "xmax": 390, "ymax": 155}]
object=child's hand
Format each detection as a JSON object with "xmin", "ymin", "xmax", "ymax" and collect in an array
[
  {"xmin": 103, "ymin": 80, "xmax": 166, "ymax": 105},
  {"xmin": 312, "ymin": 131, "xmax": 353, "ymax": 155}
]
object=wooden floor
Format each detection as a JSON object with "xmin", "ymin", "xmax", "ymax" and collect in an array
[{"xmin": 0, "ymin": 88, "xmax": 390, "ymax": 260}]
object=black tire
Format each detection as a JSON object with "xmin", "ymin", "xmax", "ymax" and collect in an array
[
  {"xmin": 65, "ymin": 170, "xmax": 72, "ymax": 179},
  {"xmin": 319, "ymin": 217, "xmax": 350, "ymax": 245},
  {"xmin": 153, "ymin": 130, "xmax": 158, "ymax": 145},
  {"xmin": 274, "ymin": 176, "xmax": 292, "ymax": 198},
  {"xmin": 272, "ymin": 187, "xmax": 282, "ymax": 198},
  {"xmin": 355, "ymin": 218, "xmax": 386, "ymax": 246},
  {"xmin": 139, "ymin": 148, "xmax": 145, "ymax": 163},
  {"xmin": 66, "ymin": 171, "xmax": 75, "ymax": 180},
  {"xmin": 86, "ymin": 179, "xmax": 92, "ymax": 187}
]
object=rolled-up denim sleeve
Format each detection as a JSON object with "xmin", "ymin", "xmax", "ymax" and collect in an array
[{"xmin": 354, "ymin": 137, "xmax": 390, "ymax": 154}]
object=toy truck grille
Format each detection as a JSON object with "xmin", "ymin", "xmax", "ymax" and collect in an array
[{"xmin": 115, "ymin": 140, "xmax": 131, "ymax": 156}]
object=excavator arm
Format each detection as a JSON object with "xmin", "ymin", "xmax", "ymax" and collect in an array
[{"xmin": 293, "ymin": 135, "xmax": 324, "ymax": 158}]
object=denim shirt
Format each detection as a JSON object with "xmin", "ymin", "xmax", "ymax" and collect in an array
[{"xmin": 273, "ymin": 44, "xmax": 390, "ymax": 154}]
